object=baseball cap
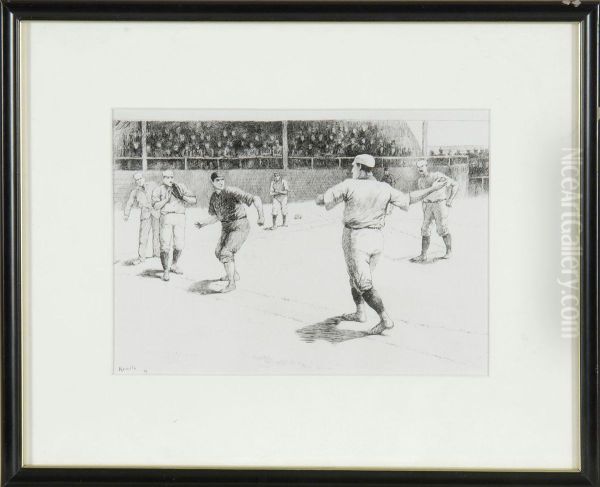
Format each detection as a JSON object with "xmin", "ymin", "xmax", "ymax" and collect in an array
[
  {"xmin": 416, "ymin": 159, "xmax": 428, "ymax": 168},
  {"xmin": 211, "ymin": 172, "xmax": 224, "ymax": 182},
  {"xmin": 133, "ymin": 172, "xmax": 143, "ymax": 181},
  {"xmin": 162, "ymin": 169, "xmax": 174, "ymax": 177},
  {"xmin": 353, "ymin": 154, "xmax": 376, "ymax": 168}
]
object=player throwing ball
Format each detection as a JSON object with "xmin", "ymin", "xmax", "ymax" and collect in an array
[
  {"xmin": 410, "ymin": 159, "xmax": 459, "ymax": 262},
  {"xmin": 195, "ymin": 172, "xmax": 265, "ymax": 293},
  {"xmin": 316, "ymin": 154, "xmax": 447, "ymax": 335}
]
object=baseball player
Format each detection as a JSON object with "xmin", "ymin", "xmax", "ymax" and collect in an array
[
  {"xmin": 381, "ymin": 166, "xmax": 395, "ymax": 187},
  {"xmin": 410, "ymin": 159, "xmax": 459, "ymax": 262},
  {"xmin": 195, "ymin": 172, "xmax": 265, "ymax": 293},
  {"xmin": 152, "ymin": 170, "xmax": 197, "ymax": 281},
  {"xmin": 123, "ymin": 172, "xmax": 160, "ymax": 264},
  {"xmin": 316, "ymin": 154, "xmax": 447, "ymax": 335},
  {"xmin": 267, "ymin": 172, "xmax": 289, "ymax": 229}
]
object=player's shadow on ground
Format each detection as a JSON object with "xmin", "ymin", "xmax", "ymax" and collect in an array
[
  {"xmin": 296, "ymin": 316, "xmax": 369, "ymax": 344},
  {"xmin": 188, "ymin": 279, "xmax": 223, "ymax": 295},
  {"xmin": 137, "ymin": 269, "xmax": 164, "ymax": 279}
]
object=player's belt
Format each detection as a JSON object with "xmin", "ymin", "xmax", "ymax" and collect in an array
[
  {"xmin": 423, "ymin": 199, "xmax": 446, "ymax": 203},
  {"xmin": 344, "ymin": 223, "xmax": 382, "ymax": 230}
]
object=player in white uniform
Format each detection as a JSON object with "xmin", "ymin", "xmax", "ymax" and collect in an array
[
  {"xmin": 316, "ymin": 154, "xmax": 447, "ymax": 335},
  {"xmin": 411, "ymin": 159, "xmax": 459, "ymax": 262},
  {"xmin": 152, "ymin": 170, "xmax": 197, "ymax": 281},
  {"xmin": 123, "ymin": 172, "xmax": 160, "ymax": 264},
  {"xmin": 267, "ymin": 172, "xmax": 289, "ymax": 229}
]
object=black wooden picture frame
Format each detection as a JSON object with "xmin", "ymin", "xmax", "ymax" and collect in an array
[{"xmin": 1, "ymin": 1, "xmax": 598, "ymax": 486}]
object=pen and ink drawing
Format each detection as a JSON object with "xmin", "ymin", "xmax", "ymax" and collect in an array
[{"xmin": 113, "ymin": 112, "xmax": 489, "ymax": 375}]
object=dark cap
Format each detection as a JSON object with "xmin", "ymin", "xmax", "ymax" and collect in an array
[{"xmin": 211, "ymin": 172, "xmax": 224, "ymax": 182}]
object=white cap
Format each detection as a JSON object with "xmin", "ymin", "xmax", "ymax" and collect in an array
[
  {"xmin": 133, "ymin": 172, "xmax": 143, "ymax": 181},
  {"xmin": 416, "ymin": 159, "xmax": 428, "ymax": 168},
  {"xmin": 353, "ymin": 154, "xmax": 376, "ymax": 168},
  {"xmin": 162, "ymin": 169, "xmax": 174, "ymax": 177}
]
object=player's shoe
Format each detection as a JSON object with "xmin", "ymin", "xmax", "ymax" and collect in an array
[
  {"xmin": 440, "ymin": 251, "xmax": 452, "ymax": 260},
  {"xmin": 340, "ymin": 311, "xmax": 367, "ymax": 323},
  {"xmin": 170, "ymin": 265, "xmax": 183, "ymax": 275},
  {"xmin": 221, "ymin": 282, "xmax": 236, "ymax": 293},
  {"xmin": 132, "ymin": 258, "xmax": 144, "ymax": 265},
  {"xmin": 264, "ymin": 226, "xmax": 277, "ymax": 231},
  {"xmin": 410, "ymin": 255, "xmax": 427, "ymax": 263},
  {"xmin": 219, "ymin": 271, "xmax": 240, "ymax": 281},
  {"xmin": 368, "ymin": 319, "xmax": 394, "ymax": 335},
  {"xmin": 162, "ymin": 269, "xmax": 170, "ymax": 281}
]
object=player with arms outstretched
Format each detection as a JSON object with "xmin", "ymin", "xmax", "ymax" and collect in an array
[
  {"xmin": 195, "ymin": 172, "xmax": 265, "ymax": 293},
  {"xmin": 411, "ymin": 159, "xmax": 459, "ymax": 262},
  {"xmin": 316, "ymin": 154, "xmax": 447, "ymax": 335}
]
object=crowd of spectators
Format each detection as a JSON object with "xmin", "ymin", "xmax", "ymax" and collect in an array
[
  {"xmin": 428, "ymin": 147, "xmax": 489, "ymax": 176},
  {"xmin": 288, "ymin": 121, "xmax": 416, "ymax": 157},
  {"xmin": 113, "ymin": 120, "xmax": 488, "ymax": 176},
  {"xmin": 113, "ymin": 121, "xmax": 142, "ymax": 157},
  {"xmin": 146, "ymin": 121, "xmax": 283, "ymax": 158},
  {"xmin": 114, "ymin": 120, "xmax": 421, "ymax": 160},
  {"xmin": 429, "ymin": 147, "xmax": 489, "ymax": 158}
]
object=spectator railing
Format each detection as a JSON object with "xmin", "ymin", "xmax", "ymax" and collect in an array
[
  {"xmin": 288, "ymin": 155, "xmax": 470, "ymax": 169},
  {"xmin": 114, "ymin": 155, "xmax": 284, "ymax": 171},
  {"xmin": 114, "ymin": 154, "xmax": 483, "ymax": 171}
]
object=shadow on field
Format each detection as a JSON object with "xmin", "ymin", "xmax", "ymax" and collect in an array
[
  {"xmin": 188, "ymin": 279, "xmax": 223, "ymax": 295},
  {"xmin": 138, "ymin": 269, "xmax": 164, "ymax": 279},
  {"xmin": 296, "ymin": 316, "xmax": 369, "ymax": 344}
]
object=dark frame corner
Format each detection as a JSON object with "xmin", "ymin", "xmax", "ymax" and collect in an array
[{"xmin": 1, "ymin": 2, "xmax": 598, "ymax": 486}]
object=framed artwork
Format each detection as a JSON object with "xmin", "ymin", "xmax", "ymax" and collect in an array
[{"xmin": 2, "ymin": 1, "xmax": 598, "ymax": 486}]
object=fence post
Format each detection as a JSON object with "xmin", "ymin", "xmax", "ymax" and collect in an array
[
  {"xmin": 421, "ymin": 120, "xmax": 428, "ymax": 157},
  {"xmin": 282, "ymin": 121, "xmax": 288, "ymax": 170},
  {"xmin": 311, "ymin": 158, "xmax": 314, "ymax": 169},
  {"xmin": 184, "ymin": 157, "xmax": 188, "ymax": 171},
  {"xmin": 141, "ymin": 121, "xmax": 148, "ymax": 172}
]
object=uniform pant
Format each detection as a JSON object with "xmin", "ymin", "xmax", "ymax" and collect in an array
[
  {"xmin": 421, "ymin": 201, "xmax": 449, "ymax": 237},
  {"xmin": 138, "ymin": 216, "xmax": 160, "ymax": 259},
  {"xmin": 215, "ymin": 218, "xmax": 250, "ymax": 264},
  {"xmin": 159, "ymin": 213, "xmax": 186, "ymax": 252},
  {"xmin": 272, "ymin": 195, "xmax": 288, "ymax": 216},
  {"xmin": 342, "ymin": 227, "xmax": 383, "ymax": 292}
]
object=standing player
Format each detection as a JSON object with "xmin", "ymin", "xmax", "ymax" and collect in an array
[
  {"xmin": 152, "ymin": 170, "xmax": 197, "ymax": 281},
  {"xmin": 411, "ymin": 159, "xmax": 459, "ymax": 262},
  {"xmin": 195, "ymin": 172, "xmax": 265, "ymax": 293},
  {"xmin": 123, "ymin": 172, "xmax": 160, "ymax": 264},
  {"xmin": 267, "ymin": 172, "xmax": 289, "ymax": 229},
  {"xmin": 381, "ymin": 166, "xmax": 395, "ymax": 187},
  {"xmin": 316, "ymin": 154, "xmax": 447, "ymax": 335}
]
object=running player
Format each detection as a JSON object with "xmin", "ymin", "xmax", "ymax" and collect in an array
[
  {"xmin": 195, "ymin": 172, "xmax": 265, "ymax": 293},
  {"xmin": 316, "ymin": 154, "xmax": 447, "ymax": 335}
]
